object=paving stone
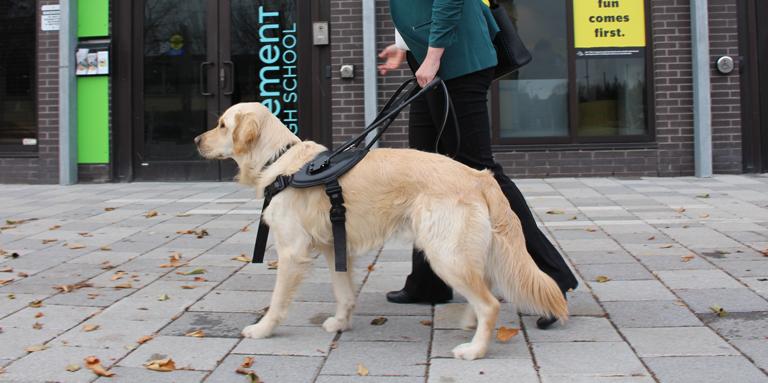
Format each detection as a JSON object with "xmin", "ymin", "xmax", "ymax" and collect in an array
[
  {"xmin": 160, "ymin": 311, "xmax": 260, "ymax": 338},
  {"xmin": 430, "ymin": 329, "xmax": 530, "ymax": 359},
  {"xmin": 92, "ymin": 366, "xmax": 208, "ymax": 383},
  {"xmin": 565, "ymin": 250, "xmax": 637, "ymax": 265},
  {"xmin": 578, "ymin": 263, "xmax": 654, "ymax": 281},
  {"xmin": 44, "ymin": 286, "xmax": 135, "ymax": 307},
  {"xmin": 644, "ymin": 356, "xmax": 768, "ymax": 383},
  {"xmin": 523, "ymin": 316, "xmax": 622, "ymax": 342},
  {"xmin": 590, "ymin": 280, "xmax": 676, "ymax": 301},
  {"xmin": 0, "ymin": 304, "xmax": 100, "ymax": 331},
  {"xmin": 316, "ymin": 376, "xmax": 423, "ymax": 383},
  {"xmin": 655, "ymin": 269, "xmax": 744, "ymax": 290},
  {"xmin": 355, "ymin": 292, "xmax": 432, "ymax": 317},
  {"xmin": 730, "ymin": 339, "xmax": 768, "ymax": 372},
  {"xmin": 540, "ymin": 375, "xmax": 655, "ymax": 383},
  {"xmin": 699, "ymin": 311, "xmax": 768, "ymax": 340},
  {"xmin": 342, "ymin": 315, "xmax": 431, "ymax": 342},
  {"xmin": 188, "ymin": 290, "xmax": 271, "ymax": 313},
  {"xmin": 0, "ymin": 293, "xmax": 47, "ymax": 319},
  {"xmin": 533, "ymin": 342, "xmax": 647, "ymax": 377},
  {"xmin": 427, "ymin": 358, "xmax": 538, "ymax": 383},
  {"xmin": 676, "ymin": 288, "xmax": 768, "ymax": 313},
  {"xmin": 622, "ymin": 327, "xmax": 738, "ymax": 357},
  {"xmin": 714, "ymin": 260, "xmax": 768, "ymax": 277},
  {"xmin": 566, "ymin": 290, "xmax": 605, "ymax": 316},
  {"xmin": 206, "ymin": 354, "xmax": 323, "ymax": 383},
  {"xmin": 0, "ymin": 344, "xmax": 126, "ymax": 383},
  {"xmin": 118, "ymin": 335, "xmax": 237, "ymax": 371},
  {"xmin": 161, "ymin": 265, "xmax": 239, "ymax": 282},
  {"xmin": 321, "ymin": 341, "xmax": 427, "ymax": 377},
  {"xmin": 637, "ymin": 253, "xmax": 717, "ymax": 271},
  {"xmin": 233, "ymin": 326, "xmax": 336, "ymax": 356},
  {"xmin": 603, "ymin": 300, "xmax": 701, "ymax": 328},
  {"xmin": 0, "ymin": 326, "xmax": 61, "ymax": 361}
]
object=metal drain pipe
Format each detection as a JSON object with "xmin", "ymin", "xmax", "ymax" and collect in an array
[
  {"xmin": 691, "ymin": 0, "xmax": 712, "ymax": 177},
  {"xmin": 362, "ymin": 0, "xmax": 379, "ymax": 148}
]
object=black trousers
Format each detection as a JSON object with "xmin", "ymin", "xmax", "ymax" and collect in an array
[{"xmin": 402, "ymin": 54, "xmax": 578, "ymax": 299}]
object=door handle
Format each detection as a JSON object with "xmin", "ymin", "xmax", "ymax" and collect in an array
[
  {"xmin": 200, "ymin": 61, "xmax": 215, "ymax": 96},
  {"xmin": 223, "ymin": 61, "xmax": 235, "ymax": 96}
]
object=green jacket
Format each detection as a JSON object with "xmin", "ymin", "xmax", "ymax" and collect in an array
[{"xmin": 389, "ymin": 0, "xmax": 500, "ymax": 80}]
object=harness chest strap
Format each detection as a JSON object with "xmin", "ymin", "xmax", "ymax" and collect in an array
[{"xmin": 252, "ymin": 176, "xmax": 349, "ymax": 272}]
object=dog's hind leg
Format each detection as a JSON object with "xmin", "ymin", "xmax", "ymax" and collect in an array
[
  {"xmin": 321, "ymin": 248, "xmax": 356, "ymax": 333},
  {"xmin": 242, "ymin": 236, "xmax": 312, "ymax": 339}
]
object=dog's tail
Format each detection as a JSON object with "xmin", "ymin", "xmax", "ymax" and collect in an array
[{"xmin": 480, "ymin": 173, "xmax": 568, "ymax": 321}]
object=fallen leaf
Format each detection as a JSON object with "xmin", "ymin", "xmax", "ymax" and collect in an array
[
  {"xmin": 26, "ymin": 344, "xmax": 49, "ymax": 353},
  {"xmin": 49, "ymin": 225, "xmax": 61, "ymax": 230},
  {"xmin": 176, "ymin": 229, "xmax": 209, "ymax": 239},
  {"xmin": 675, "ymin": 207, "xmax": 686, "ymax": 213},
  {"xmin": 681, "ymin": 254, "xmax": 695, "ymax": 262},
  {"xmin": 137, "ymin": 335, "xmax": 154, "ymax": 344},
  {"xmin": 110, "ymin": 271, "xmax": 126, "ymax": 281},
  {"xmin": 114, "ymin": 283, "xmax": 133, "ymax": 289},
  {"xmin": 180, "ymin": 285, "xmax": 197, "ymax": 290},
  {"xmin": 647, "ymin": 236, "xmax": 656, "ymax": 241},
  {"xmin": 157, "ymin": 294, "xmax": 170, "ymax": 302},
  {"xmin": 235, "ymin": 368, "xmax": 262, "ymax": 382},
  {"xmin": 496, "ymin": 326, "xmax": 520, "ymax": 342},
  {"xmin": 41, "ymin": 239, "xmax": 58, "ymax": 244},
  {"xmin": 585, "ymin": 227, "xmax": 598, "ymax": 232},
  {"xmin": 100, "ymin": 261, "xmax": 114, "ymax": 270},
  {"xmin": 145, "ymin": 210, "xmax": 159, "ymax": 218},
  {"xmin": 370, "ymin": 317, "xmax": 388, "ymax": 326},
  {"xmin": 267, "ymin": 261, "xmax": 278, "ymax": 270},
  {"xmin": 710, "ymin": 305, "xmax": 728, "ymax": 317},
  {"xmin": 17, "ymin": 272, "xmax": 27, "ymax": 277},
  {"xmin": 241, "ymin": 225, "xmax": 250, "ymax": 232},
  {"xmin": 144, "ymin": 358, "xmax": 176, "ymax": 372},
  {"xmin": 660, "ymin": 244, "xmax": 674, "ymax": 249},
  {"xmin": 34, "ymin": 312, "xmax": 44, "ymax": 318},
  {"xmin": 699, "ymin": 213, "xmax": 710, "ymax": 219},
  {"xmin": 193, "ymin": 276, "xmax": 207, "ymax": 282},
  {"xmin": 241, "ymin": 357, "xmax": 254, "ymax": 368},
  {"xmin": 185, "ymin": 329, "xmax": 205, "ymax": 337},
  {"xmin": 546, "ymin": 209, "xmax": 565, "ymax": 215},
  {"xmin": 232, "ymin": 255, "xmax": 251, "ymax": 263},
  {"xmin": 6, "ymin": 218, "xmax": 37, "ymax": 225},
  {"xmin": 595, "ymin": 275, "xmax": 611, "ymax": 283},
  {"xmin": 420, "ymin": 320, "xmax": 433, "ymax": 326},
  {"xmin": 356, "ymin": 363, "xmax": 369, "ymax": 376},
  {"xmin": 177, "ymin": 268, "xmax": 205, "ymax": 276},
  {"xmin": 176, "ymin": 213, "xmax": 191, "ymax": 217},
  {"xmin": 65, "ymin": 364, "xmax": 81, "ymax": 372},
  {"xmin": 696, "ymin": 193, "xmax": 710, "ymax": 198},
  {"xmin": 54, "ymin": 282, "xmax": 92, "ymax": 293},
  {"xmin": 99, "ymin": 246, "xmax": 112, "ymax": 251},
  {"xmin": 7, "ymin": 294, "xmax": 15, "ymax": 299},
  {"xmin": 0, "ymin": 366, "xmax": 5, "ymax": 374},
  {"xmin": 761, "ymin": 249, "xmax": 768, "ymax": 257},
  {"xmin": 67, "ymin": 243, "xmax": 86, "ymax": 250},
  {"xmin": 78, "ymin": 232, "xmax": 93, "ymax": 237},
  {"xmin": 0, "ymin": 279, "xmax": 12, "ymax": 287},
  {"xmin": 85, "ymin": 356, "xmax": 115, "ymax": 377},
  {"xmin": 104, "ymin": 207, "xmax": 117, "ymax": 212},
  {"xmin": 29, "ymin": 300, "xmax": 43, "ymax": 308},
  {"xmin": 83, "ymin": 324, "xmax": 100, "ymax": 332},
  {"xmin": 0, "ymin": 267, "xmax": 11, "ymax": 273},
  {"xmin": 367, "ymin": 264, "xmax": 375, "ymax": 272},
  {"xmin": 32, "ymin": 322, "xmax": 43, "ymax": 330}
]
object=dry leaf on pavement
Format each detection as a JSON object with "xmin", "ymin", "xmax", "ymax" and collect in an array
[
  {"xmin": 176, "ymin": 268, "xmax": 206, "ymax": 276},
  {"xmin": 137, "ymin": 335, "xmax": 154, "ymax": 344},
  {"xmin": 370, "ymin": 317, "xmax": 388, "ymax": 326},
  {"xmin": 41, "ymin": 239, "xmax": 58, "ymax": 244},
  {"xmin": 32, "ymin": 322, "xmax": 43, "ymax": 330},
  {"xmin": 241, "ymin": 225, "xmax": 250, "ymax": 232},
  {"xmin": 193, "ymin": 276, "xmax": 207, "ymax": 282},
  {"xmin": 710, "ymin": 305, "xmax": 728, "ymax": 317},
  {"xmin": 114, "ymin": 283, "xmax": 133, "ymax": 289},
  {"xmin": 110, "ymin": 271, "xmax": 126, "ymax": 281},
  {"xmin": 660, "ymin": 244, "xmax": 674, "ymax": 249},
  {"xmin": 367, "ymin": 264, "xmax": 375, "ymax": 272},
  {"xmin": 232, "ymin": 255, "xmax": 250, "ymax": 263},
  {"xmin": 0, "ymin": 279, "xmax": 13, "ymax": 287},
  {"xmin": 144, "ymin": 358, "xmax": 176, "ymax": 372},
  {"xmin": 28, "ymin": 300, "xmax": 43, "ymax": 308},
  {"xmin": 420, "ymin": 320, "xmax": 433, "ymax": 326},
  {"xmin": 235, "ymin": 368, "xmax": 262, "ymax": 382},
  {"xmin": 49, "ymin": 225, "xmax": 61, "ymax": 230},
  {"xmin": 85, "ymin": 356, "xmax": 115, "ymax": 377},
  {"xmin": 144, "ymin": 210, "xmax": 158, "ymax": 218},
  {"xmin": 496, "ymin": 326, "xmax": 520, "ymax": 342},
  {"xmin": 356, "ymin": 363, "xmax": 369, "ymax": 376},
  {"xmin": 158, "ymin": 294, "xmax": 170, "ymax": 302},
  {"xmin": 34, "ymin": 312, "xmax": 43, "ymax": 318},
  {"xmin": 241, "ymin": 357, "xmax": 254, "ymax": 368},
  {"xmin": 83, "ymin": 324, "xmax": 100, "ymax": 332},
  {"xmin": 25, "ymin": 344, "xmax": 49, "ymax": 353},
  {"xmin": 595, "ymin": 275, "xmax": 611, "ymax": 283},
  {"xmin": 99, "ymin": 246, "xmax": 112, "ymax": 251},
  {"xmin": 65, "ymin": 364, "xmax": 81, "ymax": 372},
  {"xmin": 180, "ymin": 285, "xmax": 197, "ymax": 290},
  {"xmin": 185, "ymin": 329, "xmax": 205, "ymax": 337},
  {"xmin": 0, "ymin": 267, "xmax": 11, "ymax": 273},
  {"xmin": 546, "ymin": 209, "xmax": 565, "ymax": 215},
  {"xmin": 681, "ymin": 254, "xmax": 695, "ymax": 262},
  {"xmin": 67, "ymin": 243, "xmax": 87, "ymax": 250},
  {"xmin": 267, "ymin": 261, "xmax": 278, "ymax": 270}
]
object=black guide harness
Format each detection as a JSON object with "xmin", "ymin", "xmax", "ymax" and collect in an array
[{"xmin": 252, "ymin": 77, "xmax": 460, "ymax": 272}]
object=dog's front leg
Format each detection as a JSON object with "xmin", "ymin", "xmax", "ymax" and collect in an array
[
  {"xmin": 321, "ymin": 250, "xmax": 356, "ymax": 333},
  {"xmin": 242, "ymin": 242, "xmax": 312, "ymax": 339}
]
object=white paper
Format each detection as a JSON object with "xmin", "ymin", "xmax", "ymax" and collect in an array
[
  {"xmin": 41, "ymin": 4, "xmax": 61, "ymax": 31},
  {"xmin": 97, "ymin": 51, "xmax": 109, "ymax": 74}
]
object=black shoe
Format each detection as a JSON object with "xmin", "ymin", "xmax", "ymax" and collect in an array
[{"xmin": 386, "ymin": 289, "xmax": 451, "ymax": 304}]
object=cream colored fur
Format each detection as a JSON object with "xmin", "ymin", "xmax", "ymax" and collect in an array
[{"xmin": 195, "ymin": 102, "xmax": 568, "ymax": 360}]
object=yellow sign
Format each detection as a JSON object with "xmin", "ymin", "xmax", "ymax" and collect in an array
[{"xmin": 573, "ymin": 0, "xmax": 646, "ymax": 48}]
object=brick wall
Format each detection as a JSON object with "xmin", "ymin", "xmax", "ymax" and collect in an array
[
  {"xmin": 0, "ymin": 0, "xmax": 59, "ymax": 184},
  {"xmin": 709, "ymin": 0, "xmax": 742, "ymax": 174}
]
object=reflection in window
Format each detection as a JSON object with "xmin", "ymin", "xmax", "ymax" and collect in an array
[
  {"xmin": 0, "ymin": 0, "xmax": 36, "ymax": 149},
  {"xmin": 497, "ymin": 0, "xmax": 569, "ymax": 138},
  {"xmin": 576, "ymin": 57, "xmax": 646, "ymax": 136}
]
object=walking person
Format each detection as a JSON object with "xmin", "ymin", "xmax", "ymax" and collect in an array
[{"xmin": 378, "ymin": 0, "xmax": 578, "ymax": 328}]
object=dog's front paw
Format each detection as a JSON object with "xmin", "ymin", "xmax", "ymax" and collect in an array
[
  {"xmin": 241, "ymin": 323, "xmax": 274, "ymax": 339},
  {"xmin": 451, "ymin": 342, "xmax": 486, "ymax": 361},
  {"xmin": 322, "ymin": 316, "xmax": 349, "ymax": 333}
]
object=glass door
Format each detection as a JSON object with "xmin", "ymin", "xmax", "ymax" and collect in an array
[{"xmin": 132, "ymin": 0, "xmax": 322, "ymax": 181}]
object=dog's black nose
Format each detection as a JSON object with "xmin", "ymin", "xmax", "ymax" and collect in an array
[{"xmin": 194, "ymin": 135, "xmax": 201, "ymax": 145}]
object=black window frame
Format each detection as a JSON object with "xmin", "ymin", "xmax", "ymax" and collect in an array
[
  {"xmin": 490, "ymin": 0, "xmax": 655, "ymax": 147},
  {"xmin": 0, "ymin": 0, "xmax": 39, "ymax": 157}
]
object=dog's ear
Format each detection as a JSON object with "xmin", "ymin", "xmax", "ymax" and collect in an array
[{"xmin": 232, "ymin": 112, "xmax": 261, "ymax": 156}]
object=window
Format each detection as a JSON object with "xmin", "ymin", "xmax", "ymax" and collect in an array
[
  {"xmin": 0, "ymin": 0, "xmax": 37, "ymax": 153},
  {"xmin": 492, "ymin": 0, "xmax": 652, "ymax": 145}
]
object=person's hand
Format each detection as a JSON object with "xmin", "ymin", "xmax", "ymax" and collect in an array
[
  {"xmin": 378, "ymin": 44, "xmax": 406, "ymax": 75},
  {"xmin": 416, "ymin": 47, "xmax": 444, "ymax": 87}
]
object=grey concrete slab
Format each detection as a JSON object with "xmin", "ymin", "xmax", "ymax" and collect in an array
[
  {"xmin": 206, "ymin": 354, "xmax": 323, "ymax": 383},
  {"xmin": 316, "ymin": 377, "xmax": 423, "ymax": 383},
  {"xmin": 428, "ymin": 358, "xmax": 538, "ymax": 383},
  {"xmin": 341, "ymin": 315, "xmax": 431, "ymax": 342},
  {"xmin": 533, "ymin": 342, "xmax": 648, "ymax": 377},
  {"xmin": 523, "ymin": 316, "xmax": 622, "ymax": 342},
  {"xmin": 676, "ymin": 288, "xmax": 768, "ymax": 313},
  {"xmin": 0, "ymin": 344, "xmax": 126, "ymax": 383},
  {"xmin": 188, "ymin": 290, "xmax": 272, "ymax": 313},
  {"xmin": 118, "ymin": 335, "xmax": 237, "ymax": 371},
  {"xmin": 160, "ymin": 311, "xmax": 260, "ymax": 338},
  {"xmin": 321, "ymin": 341, "xmax": 427, "ymax": 377},
  {"xmin": 590, "ymin": 280, "xmax": 676, "ymax": 301},
  {"xmin": 578, "ymin": 262, "xmax": 655, "ymax": 281},
  {"xmin": 93, "ymin": 366, "xmax": 208, "ymax": 383},
  {"xmin": 699, "ymin": 311, "xmax": 768, "ymax": 341},
  {"xmin": 644, "ymin": 356, "xmax": 768, "ymax": 383},
  {"xmin": 233, "ymin": 326, "xmax": 336, "ymax": 356},
  {"xmin": 621, "ymin": 327, "xmax": 738, "ymax": 357},
  {"xmin": 0, "ymin": 305, "xmax": 101, "ymax": 331},
  {"xmin": 603, "ymin": 300, "xmax": 702, "ymax": 328},
  {"xmin": 431, "ymin": 329, "xmax": 530, "ymax": 359},
  {"xmin": 655, "ymin": 269, "xmax": 744, "ymax": 290}
]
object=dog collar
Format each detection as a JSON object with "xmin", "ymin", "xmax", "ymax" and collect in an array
[{"xmin": 260, "ymin": 143, "xmax": 295, "ymax": 173}]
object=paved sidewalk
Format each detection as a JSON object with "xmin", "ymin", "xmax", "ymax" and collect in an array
[{"xmin": 0, "ymin": 176, "xmax": 767, "ymax": 383}]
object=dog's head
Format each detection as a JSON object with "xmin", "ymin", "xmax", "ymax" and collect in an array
[{"xmin": 195, "ymin": 103, "xmax": 274, "ymax": 160}]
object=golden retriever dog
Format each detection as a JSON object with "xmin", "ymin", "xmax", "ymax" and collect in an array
[{"xmin": 195, "ymin": 102, "xmax": 568, "ymax": 360}]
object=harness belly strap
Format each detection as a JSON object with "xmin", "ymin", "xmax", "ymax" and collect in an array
[
  {"xmin": 252, "ymin": 175, "xmax": 293, "ymax": 264},
  {"xmin": 325, "ymin": 180, "xmax": 348, "ymax": 272}
]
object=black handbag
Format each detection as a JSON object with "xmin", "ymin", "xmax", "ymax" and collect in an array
[{"xmin": 488, "ymin": 0, "xmax": 532, "ymax": 80}]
